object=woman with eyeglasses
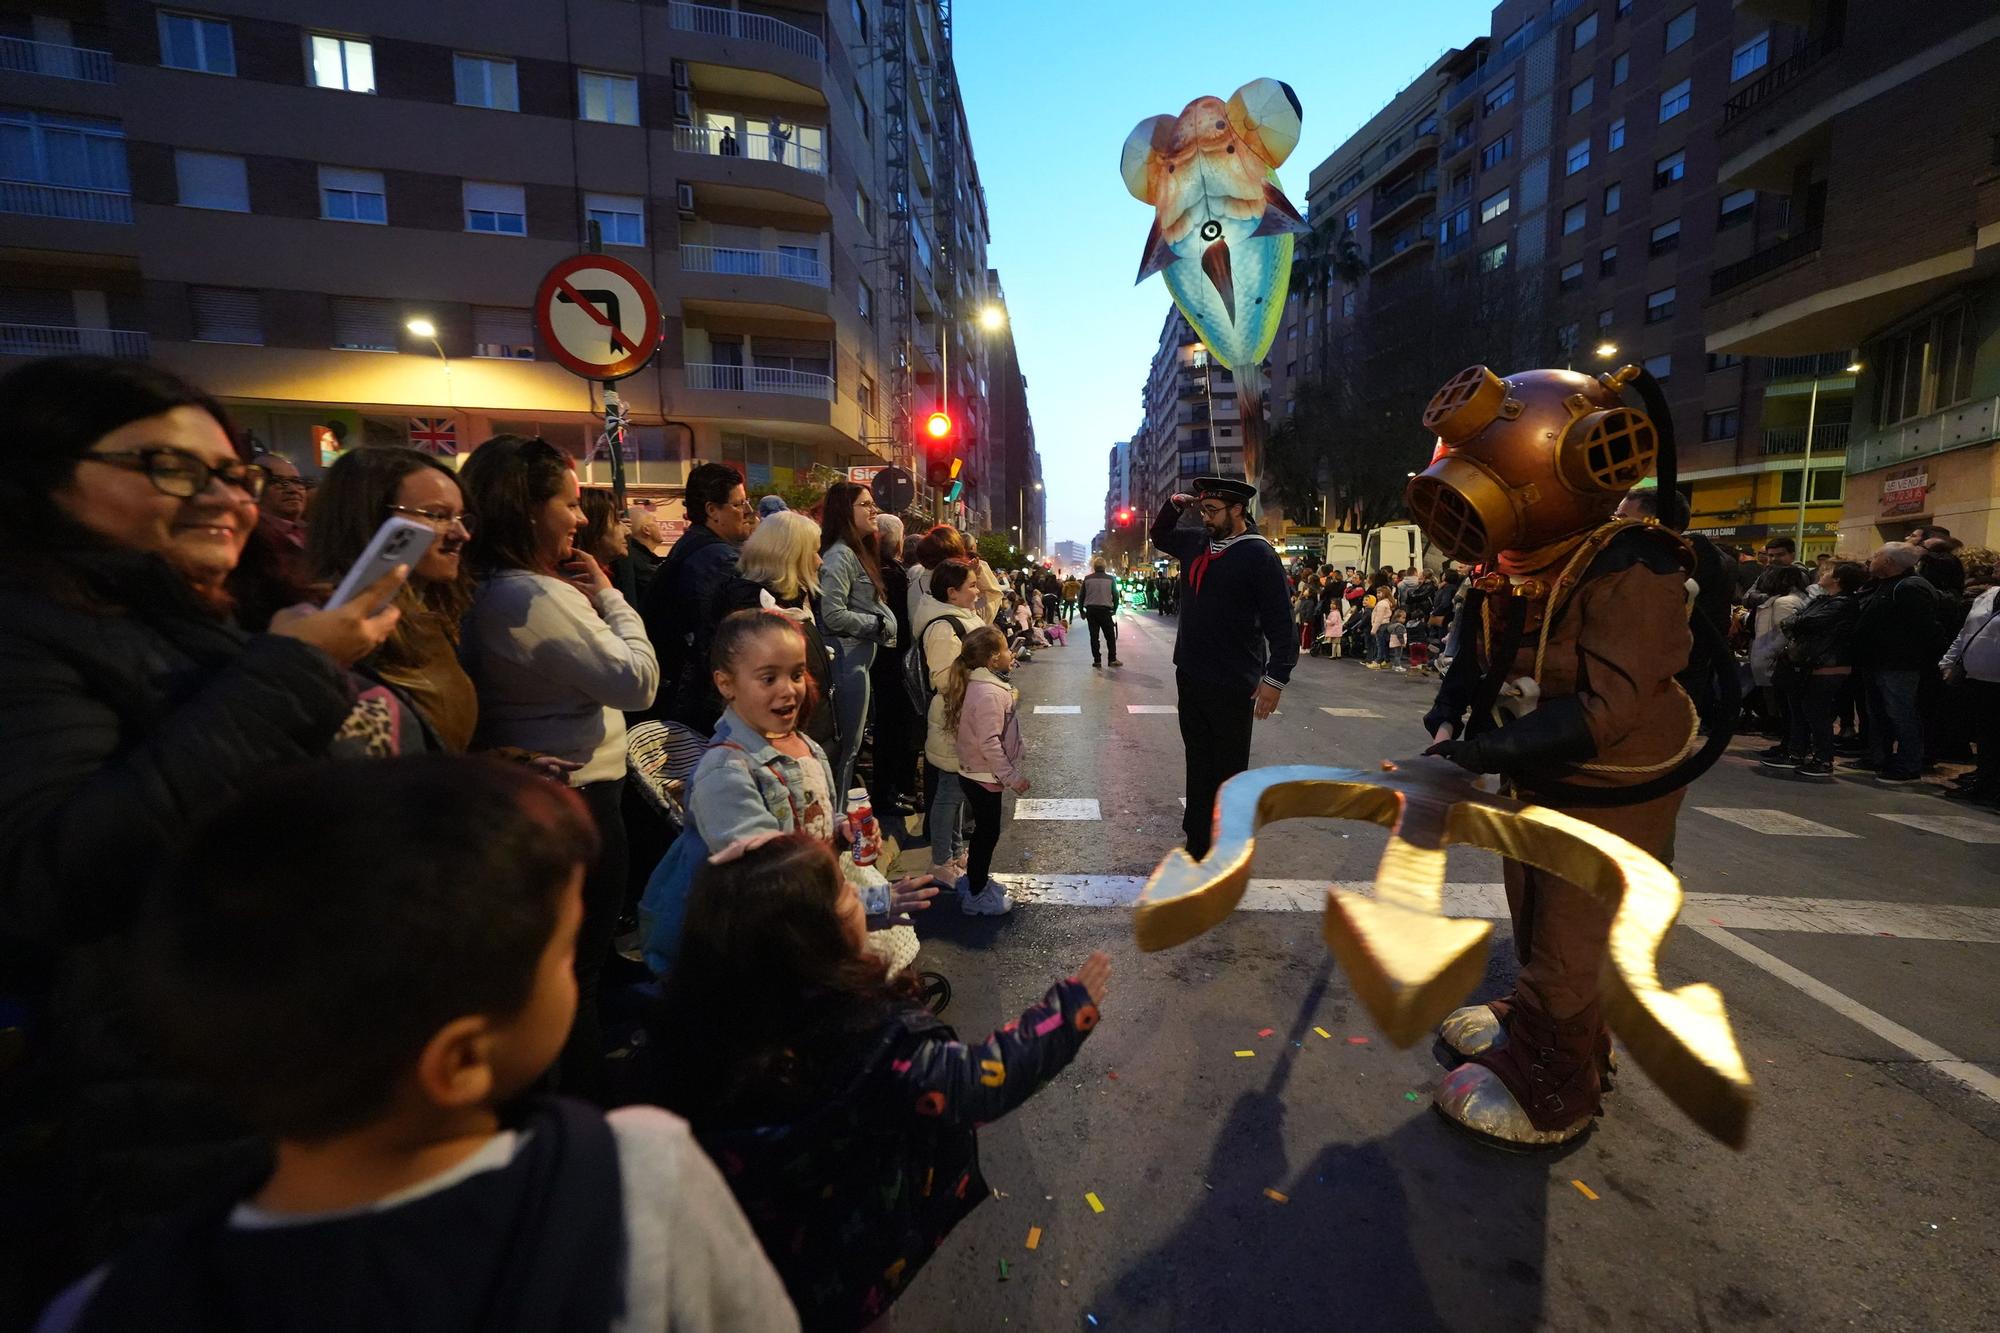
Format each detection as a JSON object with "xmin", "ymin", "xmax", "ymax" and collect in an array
[
  {"xmin": 0, "ymin": 356, "xmax": 418, "ymax": 1312},
  {"xmin": 306, "ymin": 446, "xmax": 479, "ymax": 751}
]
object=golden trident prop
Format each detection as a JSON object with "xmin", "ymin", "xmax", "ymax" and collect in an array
[{"xmin": 1134, "ymin": 758, "xmax": 1754, "ymax": 1147}]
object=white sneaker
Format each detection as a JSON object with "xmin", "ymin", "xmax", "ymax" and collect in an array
[{"xmin": 960, "ymin": 881, "xmax": 1015, "ymax": 915}]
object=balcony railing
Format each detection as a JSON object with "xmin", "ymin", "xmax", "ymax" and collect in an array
[
  {"xmin": 1850, "ymin": 394, "xmax": 2000, "ymax": 474},
  {"xmin": 1723, "ymin": 32, "xmax": 1842, "ymax": 126},
  {"xmin": 1441, "ymin": 0, "xmax": 1585, "ymax": 111},
  {"xmin": 668, "ymin": 2, "xmax": 824, "ymax": 62},
  {"xmin": 1710, "ymin": 226, "xmax": 1821, "ymax": 296},
  {"xmin": 1760, "ymin": 421, "xmax": 1850, "ymax": 456},
  {"xmin": 680, "ymin": 244, "xmax": 829, "ymax": 287},
  {"xmin": 0, "ymin": 323, "xmax": 149, "ymax": 359},
  {"xmin": 1374, "ymin": 170, "xmax": 1437, "ymax": 216},
  {"xmin": 0, "ymin": 35, "xmax": 116, "ymax": 83},
  {"xmin": 673, "ymin": 125, "xmax": 826, "ymax": 176},
  {"xmin": 0, "ymin": 181, "xmax": 133, "ymax": 223},
  {"xmin": 684, "ymin": 361, "xmax": 835, "ymax": 400},
  {"xmin": 1765, "ymin": 352, "xmax": 1853, "ymax": 380}
]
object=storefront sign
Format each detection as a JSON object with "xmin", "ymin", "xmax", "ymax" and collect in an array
[
  {"xmin": 1880, "ymin": 466, "xmax": 1928, "ymax": 518},
  {"xmin": 847, "ymin": 464, "xmax": 886, "ymax": 486}
]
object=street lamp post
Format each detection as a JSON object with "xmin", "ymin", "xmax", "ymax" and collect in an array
[
  {"xmin": 935, "ymin": 301, "xmax": 1007, "ymax": 521},
  {"xmin": 405, "ymin": 317, "xmax": 453, "ymax": 408},
  {"xmin": 1795, "ymin": 358, "xmax": 1865, "ymax": 548}
]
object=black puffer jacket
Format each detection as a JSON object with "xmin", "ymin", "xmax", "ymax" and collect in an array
[
  {"xmin": 0, "ymin": 550, "xmax": 362, "ymax": 1312},
  {"xmin": 1778, "ymin": 590, "xmax": 1861, "ymax": 670}
]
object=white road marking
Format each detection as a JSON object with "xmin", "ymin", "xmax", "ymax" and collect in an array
[
  {"xmin": 1126, "ymin": 705, "xmax": 1178, "ymax": 714},
  {"xmin": 1033, "ymin": 705, "xmax": 1082, "ymax": 714},
  {"xmin": 1697, "ymin": 807, "xmax": 1860, "ymax": 837},
  {"xmin": 1690, "ymin": 925, "xmax": 2000, "ymax": 1108},
  {"xmin": 1320, "ymin": 707, "xmax": 1385, "ymax": 718},
  {"xmin": 1012, "ymin": 799, "xmax": 1101, "ymax": 821},
  {"xmin": 1872, "ymin": 812, "xmax": 2000, "ymax": 844}
]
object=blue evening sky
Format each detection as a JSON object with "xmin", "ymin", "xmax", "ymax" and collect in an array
[{"xmin": 955, "ymin": 0, "xmax": 1498, "ymax": 554}]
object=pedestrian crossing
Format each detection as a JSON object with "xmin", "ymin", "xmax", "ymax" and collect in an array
[{"xmin": 1697, "ymin": 808, "xmax": 1860, "ymax": 838}]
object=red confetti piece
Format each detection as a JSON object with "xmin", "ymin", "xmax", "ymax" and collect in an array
[
  {"xmin": 1107, "ymin": 1071, "xmax": 1119, "ymax": 1080},
  {"xmin": 1347, "ymin": 1036, "xmax": 1369, "ymax": 1045},
  {"xmin": 1257, "ymin": 1027, "xmax": 1275, "ymax": 1038}
]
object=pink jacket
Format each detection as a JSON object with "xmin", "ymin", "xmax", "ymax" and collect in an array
[{"xmin": 954, "ymin": 667, "xmax": 1025, "ymax": 788}]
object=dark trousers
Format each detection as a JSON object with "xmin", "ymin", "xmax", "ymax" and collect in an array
[
  {"xmin": 563, "ymin": 777, "xmax": 627, "ymax": 1105},
  {"xmin": 1865, "ymin": 669, "xmax": 1924, "ymax": 778},
  {"xmin": 1967, "ymin": 677, "xmax": 2000, "ymax": 788},
  {"xmin": 1177, "ymin": 670, "xmax": 1255, "ymax": 858},
  {"xmin": 1784, "ymin": 669, "xmax": 1845, "ymax": 763},
  {"xmin": 1085, "ymin": 607, "xmax": 1118, "ymax": 663},
  {"xmin": 867, "ymin": 660, "xmax": 920, "ymax": 828},
  {"xmin": 959, "ymin": 775, "xmax": 1004, "ymax": 891}
]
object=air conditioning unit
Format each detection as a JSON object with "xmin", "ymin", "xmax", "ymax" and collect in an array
[
  {"xmin": 671, "ymin": 60, "xmax": 689, "ymax": 89},
  {"xmin": 673, "ymin": 90, "xmax": 692, "ymax": 120},
  {"xmin": 677, "ymin": 182, "xmax": 696, "ymax": 220}
]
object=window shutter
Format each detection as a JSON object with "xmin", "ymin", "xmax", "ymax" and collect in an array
[
  {"xmin": 472, "ymin": 305, "xmax": 534, "ymax": 358},
  {"xmin": 331, "ymin": 296, "xmax": 396, "ymax": 350},
  {"xmin": 463, "ymin": 181, "xmax": 523, "ymax": 214},
  {"xmin": 189, "ymin": 286, "xmax": 262, "ymax": 344}
]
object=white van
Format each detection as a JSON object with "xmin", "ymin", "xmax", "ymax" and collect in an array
[{"xmin": 1362, "ymin": 523, "xmax": 1439, "ymax": 577}]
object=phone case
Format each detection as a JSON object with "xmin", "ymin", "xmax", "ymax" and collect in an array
[{"xmin": 324, "ymin": 516, "xmax": 436, "ymax": 613}]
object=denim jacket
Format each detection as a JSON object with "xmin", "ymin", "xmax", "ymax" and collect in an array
[{"xmin": 819, "ymin": 543, "xmax": 896, "ymax": 650}]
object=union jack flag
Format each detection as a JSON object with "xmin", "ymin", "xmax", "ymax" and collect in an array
[{"xmin": 409, "ymin": 417, "xmax": 458, "ymax": 455}]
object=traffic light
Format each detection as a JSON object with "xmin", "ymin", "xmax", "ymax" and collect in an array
[
  {"xmin": 923, "ymin": 408, "xmax": 955, "ymax": 484},
  {"xmin": 924, "ymin": 410, "xmax": 953, "ymax": 440},
  {"xmin": 1114, "ymin": 507, "xmax": 1134, "ymax": 528}
]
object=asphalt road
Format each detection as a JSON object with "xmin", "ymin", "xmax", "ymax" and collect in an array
[{"xmin": 882, "ymin": 609, "xmax": 2000, "ymax": 1332}]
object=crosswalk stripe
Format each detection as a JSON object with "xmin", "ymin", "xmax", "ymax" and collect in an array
[
  {"xmin": 1012, "ymin": 799, "xmax": 1101, "ymax": 821},
  {"xmin": 1696, "ymin": 807, "xmax": 1860, "ymax": 837},
  {"xmin": 1320, "ymin": 707, "xmax": 1385, "ymax": 718},
  {"xmin": 1033, "ymin": 705, "xmax": 1081, "ymax": 714},
  {"xmin": 1126, "ymin": 705, "xmax": 1178, "ymax": 714},
  {"xmin": 1871, "ymin": 812, "xmax": 2000, "ymax": 844},
  {"xmin": 991, "ymin": 875, "xmax": 2000, "ymax": 942}
]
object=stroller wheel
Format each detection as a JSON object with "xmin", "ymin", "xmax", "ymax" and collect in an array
[{"xmin": 919, "ymin": 970, "xmax": 952, "ymax": 1016}]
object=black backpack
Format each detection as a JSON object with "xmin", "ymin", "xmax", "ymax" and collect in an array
[{"xmin": 902, "ymin": 614, "xmax": 967, "ymax": 713}]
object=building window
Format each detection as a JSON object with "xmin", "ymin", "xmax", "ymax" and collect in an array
[
  {"xmin": 189, "ymin": 286, "xmax": 261, "ymax": 344},
  {"xmin": 1603, "ymin": 182, "xmax": 1622, "ymax": 214},
  {"xmin": 853, "ymin": 82, "xmax": 870, "ymax": 140},
  {"xmin": 1617, "ymin": 0, "xmax": 1633, "ymax": 15},
  {"xmin": 1573, "ymin": 12, "xmax": 1598, "ymax": 48},
  {"xmin": 1480, "ymin": 133, "xmax": 1513, "ymax": 170},
  {"xmin": 330, "ymin": 296, "xmax": 397, "ymax": 351},
  {"xmin": 1875, "ymin": 305, "xmax": 1977, "ymax": 426},
  {"xmin": 855, "ymin": 185, "xmax": 872, "ymax": 231},
  {"xmin": 1600, "ymin": 245, "xmax": 1619, "ymax": 276},
  {"xmin": 1659, "ymin": 78, "xmax": 1691, "ymax": 122},
  {"xmin": 1702, "ymin": 409, "xmax": 1739, "ymax": 441},
  {"xmin": 578, "ymin": 70, "xmax": 638, "ymax": 124},
  {"xmin": 454, "ymin": 54, "xmax": 518, "ymax": 111},
  {"xmin": 1731, "ymin": 32, "xmax": 1771, "ymax": 81},
  {"xmin": 1612, "ymin": 51, "xmax": 1630, "ymax": 86},
  {"xmin": 584, "ymin": 192, "xmax": 644, "ymax": 246},
  {"xmin": 859, "ymin": 280, "xmax": 873, "ymax": 322},
  {"xmin": 319, "ymin": 166, "xmax": 386, "ymax": 223},
  {"xmin": 1478, "ymin": 241, "xmax": 1510, "ymax": 272},
  {"xmin": 1569, "ymin": 77, "xmax": 1594, "ymax": 114},
  {"xmin": 310, "ymin": 34, "xmax": 375, "ymax": 93},
  {"xmin": 851, "ymin": 0, "xmax": 869, "ymax": 42},
  {"xmin": 1718, "ymin": 188, "xmax": 1755, "ymax": 228},
  {"xmin": 1559, "ymin": 260, "xmax": 1583, "ymax": 292},
  {"xmin": 1708, "ymin": 352, "xmax": 1746, "ymax": 371},
  {"xmin": 1439, "ymin": 204, "xmax": 1473, "ymax": 244},
  {"xmin": 1598, "ymin": 307, "xmax": 1615, "ymax": 330},
  {"xmin": 158, "ymin": 11, "xmax": 234, "ymax": 75},
  {"xmin": 472, "ymin": 306, "xmax": 535, "ymax": 359},
  {"xmin": 1653, "ymin": 149, "xmax": 1685, "ymax": 188},
  {"xmin": 463, "ymin": 181, "xmax": 525, "ymax": 235},
  {"xmin": 1565, "ymin": 138, "xmax": 1591, "ymax": 176},
  {"xmin": 1478, "ymin": 187, "xmax": 1510, "ymax": 224},
  {"xmin": 1342, "ymin": 290, "xmax": 1358, "ymax": 318},
  {"xmin": 1664, "ymin": 7, "xmax": 1696, "ymax": 52},
  {"xmin": 174, "ymin": 150, "xmax": 248, "ymax": 211},
  {"xmin": 858, "ymin": 370, "xmax": 875, "ymax": 417},
  {"xmin": 1608, "ymin": 117, "xmax": 1626, "ymax": 152},
  {"xmin": 1643, "ymin": 353, "xmax": 1671, "ymax": 381},
  {"xmin": 1483, "ymin": 75, "xmax": 1515, "ymax": 115},
  {"xmin": 0, "ymin": 109, "xmax": 129, "ymax": 199},
  {"xmin": 1649, "ymin": 217, "xmax": 1682, "ymax": 255},
  {"xmin": 1779, "ymin": 469, "xmax": 1845, "ymax": 504},
  {"xmin": 1562, "ymin": 201, "xmax": 1587, "ymax": 235},
  {"xmin": 1646, "ymin": 286, "xmax": 1677, "ymax": 323},
  {"xmin": 1344, "ymin": 206, "xmax": 1359, "ymax": 233}
]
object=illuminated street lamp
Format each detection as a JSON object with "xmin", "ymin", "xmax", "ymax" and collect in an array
[{"xmin": 1595, "ymin": 340, "xmax": 1619, "ymax": 359}]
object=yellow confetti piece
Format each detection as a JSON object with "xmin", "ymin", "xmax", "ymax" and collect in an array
[
  {"xmin": 1085, "ymin": 1192, "xmax": 1105, "ymax": 1213},
  {"xmin": 1025, "ymin": 1226, "xmax": 1042, "ymax": 1250},
  {"xmin": 1263, "ymin": 1188, "xmax": 1289, "ymax": 1204},
  {"xmin": 1233, "ymin": 1049, "xmax": 1256, "ymax": 1058},
  {"xmin": 1571, "ymin": 1179, "xmax": 1599, "ymax": 1201},
  {"xmin": 1313, "ymin": 1027, "xmax": 1332, "ymax": 1040}
]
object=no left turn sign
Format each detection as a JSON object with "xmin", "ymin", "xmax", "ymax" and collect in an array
[{"xmin": 534, "ymin": 253, "xmax": 663, "ymax": 381}]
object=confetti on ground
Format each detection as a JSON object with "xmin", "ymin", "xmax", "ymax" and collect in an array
[
  {"xmin": 998, "ymin": 1258, "xmax": 1009, "ymax": 1280},
  {"xmin": 1087, "ymin": 1316, "xmax": 1099, "ymax": 1327},
  {"xmin": 1257, "ymin": 1027, "xmax": 1275, "ymax": 1037},
  {"xmin": 1347, "ymin": 1036, "xmax": 1370, "ymax": 1046},
  {"xmin": 1264, "ymin": 1188, "xmax": 1289, "ymax": 1204},
  {"xmin": 1234, "ymin": 1049, "xmax": 1256, "ymax": 1058},
  {"xmin": 1025, "ymin": 1226, "xmax": 1042, "ymax": 1250},
  {"xmin": 1086, "ymin": 1192, "xmax": 1105, "ymax": 1214},
  {"xmin": 1107, "ymin": 1071, "xmax": 1119, "ymax": 1080},
  {"xmin": 1571, "ymin": 1179, "xmax": 1599, "ymax": 1201},
  {"xmin": 1403, "ymin": 1091, "xmax": 1421, "ymax": 1102},
  {"xmin": 1314, "ymin": 1027, "xmax": 1332, "ymax": 1039}
]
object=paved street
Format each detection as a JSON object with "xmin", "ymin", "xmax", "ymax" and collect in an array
[{"xmin": 888, "ymin": 610, "xmax": 2000, "ymax": 1332}]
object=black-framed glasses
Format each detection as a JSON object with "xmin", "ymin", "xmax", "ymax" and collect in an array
[
  {"xmin": 265, "ymin": 476, "xmax": 311, "ymax": 494},
  {"xmin": 80, "ymin": 448, "xmax": 268, "ymax": 502},
  {"xmin": 1197, "ymin": 503, "xmax": 1231, "ymax": 518},
  {"xmin": 387, "ymin": 504, "xmax": 475, "ymax": 534}
]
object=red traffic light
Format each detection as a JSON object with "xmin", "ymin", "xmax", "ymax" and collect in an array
[
  {"xmin": 1115, "ymin": 508, "xmax": 1134, "ymax": 527},
  {"xmin": 924, "ymin": 410, "xmax": 953, "ymax": 440}
]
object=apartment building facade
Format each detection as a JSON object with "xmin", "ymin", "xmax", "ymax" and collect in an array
[
  {"xmin": 1704, "ymin": 0, "xmax": 2000, "ymax": 552},
  {"xmin": 1124, "ymin": 304, "xmax": 1242, "ymax": 522},
  {"xmin": 1, "ymin": 0, "xmax": 1013, "ymax": 523}
]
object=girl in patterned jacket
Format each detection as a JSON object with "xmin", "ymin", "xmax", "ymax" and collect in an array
[{"xmin": 655, "ymin": 832, "xmax": 1109, "ymax": 1332}]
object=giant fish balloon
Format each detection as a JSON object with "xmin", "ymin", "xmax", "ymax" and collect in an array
[{"xmin": 1122, "ymin": 78, "xmax": 1310, "ymax": 481}]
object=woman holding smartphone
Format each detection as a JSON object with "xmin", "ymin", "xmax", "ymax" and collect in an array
[{"xmin": 457, "ymin": 434, "xmax": 659, "ymax": 1102}]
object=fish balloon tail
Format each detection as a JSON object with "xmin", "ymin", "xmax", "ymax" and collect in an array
[{"xmin": 1232, "ymin": 360, "xmax": 1268, "ymax": 488}]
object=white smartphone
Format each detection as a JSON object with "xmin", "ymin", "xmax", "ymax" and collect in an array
[{"xmin": 323, "ymin": 516, "xmax": 435, "ymax": 613}]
